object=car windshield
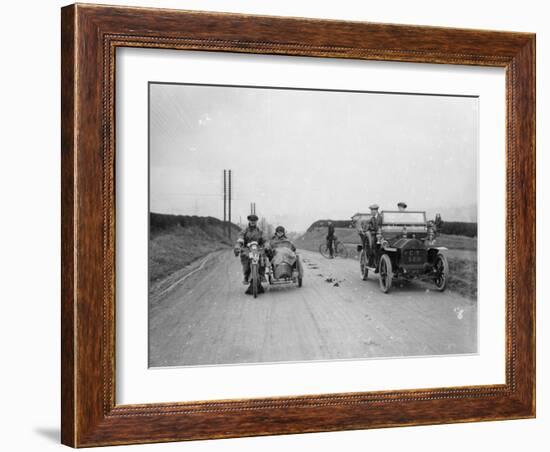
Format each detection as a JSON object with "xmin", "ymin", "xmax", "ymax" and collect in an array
[{"xmin": 382, "ymin": 211, "xmax": 426, "ymax": 225}]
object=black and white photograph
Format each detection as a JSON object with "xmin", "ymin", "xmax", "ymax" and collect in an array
[
  {"xmin": 2, "ymin": 0, "xmax": 542, "ymax": 450},
  {"xmin": 148, "ymin": 82, "xmax": 479, "ymax": 368}
]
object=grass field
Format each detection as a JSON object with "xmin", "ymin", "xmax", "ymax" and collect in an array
[
  {"xmin": 296, "ymin": 227, "xmax": 477, "ymax": 301},
  {"xmin": 149, "ymin": 214, "xmax": 239, "ymax": 292},
  {"xmin": 436, "ymin": 233, "xmax": 477, "ymax": 250}
]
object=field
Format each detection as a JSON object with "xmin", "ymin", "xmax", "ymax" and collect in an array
[
  {"xmin": 149, "ymin": 213, "xmax": 239, "ymax": 295},
  {"xmin": 295, "ymin": 228, "xmax": 477, "ymax": 301}
]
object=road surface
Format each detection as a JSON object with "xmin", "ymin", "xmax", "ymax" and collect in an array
[{"xmin": 149, "ymin": 249, "xmax": 477, "ymax": 367}]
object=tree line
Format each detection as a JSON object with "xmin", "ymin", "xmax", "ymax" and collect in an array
[
  {"xmin": 150, "ymin": 212, "xmax": 240, "ymax": 234},
  {"xmin": 307, "ymin": 219, "xmax": 477, "ymax": 237},
  {"xmin": 438, "ymin": 221, "xmax": 477, "ymax": 237}
]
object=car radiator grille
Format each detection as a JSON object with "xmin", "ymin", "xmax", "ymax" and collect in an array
[{"xmin": 402, "ymin": 249, "xmax": 427, "ymax": 265}]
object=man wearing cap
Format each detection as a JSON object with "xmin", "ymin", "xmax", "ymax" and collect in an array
[
  {"xmin": 365, "ymin": 204, "xmax": 382, "ymax": 267},
  {"xmin": 397, "ymin": 201, "xmax": 407, "ymax": 212},
  {"xmin": 368, "ymin": 204, "xmax": 382, "ymax": 231},
  {"xmin": 268, "ymin": 226, "xmax": 296, "ymax": 252},
  {"xmin": 234, "ymin": 214, "xmax": 265, "ymax": 285},
  {"xmin": 265, "ymin": 226, "xmax": 297, "ymax": 280}
]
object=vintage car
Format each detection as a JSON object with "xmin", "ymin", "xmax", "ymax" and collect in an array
[{"xmin": 356, "ymin": 210, "xmax": 448, "ymax": 293}]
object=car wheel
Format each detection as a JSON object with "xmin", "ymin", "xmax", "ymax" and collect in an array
[
  {"xmin": 378, "ymin": 254, "xmax": 392, "ymax": 293},
  {"xmin": 433, "ymin": 252, "xmax": 448, "ymax": 292},
  {"xmin": 360, "ymin": 250, "xmax": 369, "ymax": 280}
]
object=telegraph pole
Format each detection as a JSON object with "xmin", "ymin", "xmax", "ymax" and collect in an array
[
  {"xmin": 222, "ymin": 169, "xmax": 233, "ymax": 239},
  {"xmin": 228, "ymin": 170, "xmax": 232, "ymax": 240},
  {"xmin": 223, "ymin": 170, "xmax": 227, "ymax": 237}
]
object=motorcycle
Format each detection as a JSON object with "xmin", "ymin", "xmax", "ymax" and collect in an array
[{"xmin": 235, "ymin": 241, "xmax": 265, "ymax": 298}]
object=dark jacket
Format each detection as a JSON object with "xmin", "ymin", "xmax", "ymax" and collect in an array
[
  {"xmin": 327, "ymin": 224, "xmax": 335, "ymax": 238},
  {"xmin": 237, "ymin": 226, "xmax": 264, "ymax": 247},
  {"xmin": 369, "ymin": 213, "xmax": 382, "ymax": 231}
]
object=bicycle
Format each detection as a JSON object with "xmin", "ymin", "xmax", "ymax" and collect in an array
[{"xmin": 319, "ymin": 238, "xmax": 348, "ymax": 259}]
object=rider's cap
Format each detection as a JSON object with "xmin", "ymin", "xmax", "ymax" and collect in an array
[
  {"xmin": 369, "ymin": 204, "xmax": 379, "ymax": 210},
  {"xmin": 247, "ymin": 214, "xmax": 258, "ymax": 221},
  {"xmin": 397, "ymin": 202, "xmax": 407, "ymax": 208},
  {"xmin": 275, "ymin": 225, "xmax": 285, "ymax": 233}
]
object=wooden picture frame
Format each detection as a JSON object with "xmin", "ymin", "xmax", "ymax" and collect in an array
[{"xmin": 61, "ymin": 3, "xmax": 535, "ymax": 447}]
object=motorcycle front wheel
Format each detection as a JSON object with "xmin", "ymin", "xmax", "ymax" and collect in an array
[{"xmin": 251, "ymin": 262, "xmax": 259, "ymax": 298}]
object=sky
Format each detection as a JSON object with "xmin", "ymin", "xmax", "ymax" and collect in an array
[{"xmin": 149, "ymin": 83, "xmax": 478, "ymax": 232}]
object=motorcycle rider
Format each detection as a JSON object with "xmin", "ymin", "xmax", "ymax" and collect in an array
[
  {"xmin": 266, "ymin": 226, "xmax": 298, "ymax": 281},
  {"xmin": 267, "ymin": 226, "xmax": 296, "ymax": 255},
  {"xmin": 234, "ymin": 214, "xmax": 265, "ymax": 285}
]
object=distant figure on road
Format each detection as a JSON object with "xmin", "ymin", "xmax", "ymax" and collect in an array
[
  {"xmin": 326, "ymin": 221, "xmax": 336, "ymax": 259},
  {"xmin": 435, "ymin": 213, "xmax": 443, "ymax": 231},
  {"xmin": 234, "ymin": 214, "xmax": 265, "ymax": 285},
  {"xmin": 397, "ymin": 201, "xmax": 407, "ymax": 212}
]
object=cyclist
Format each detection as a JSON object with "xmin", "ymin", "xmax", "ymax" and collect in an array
[{"xmin": 326, "ymin": 221, "xmax": 336, "ymax": 259}]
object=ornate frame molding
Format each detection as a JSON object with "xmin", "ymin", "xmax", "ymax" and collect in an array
[{"xmin": 62, "ymin": 4, "xmax": 535, "ymax": 447}]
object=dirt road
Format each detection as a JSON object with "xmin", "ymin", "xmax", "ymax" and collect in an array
[{"xmin": 149, "ymin": 249, "xmax": 477, "ymax": 367}]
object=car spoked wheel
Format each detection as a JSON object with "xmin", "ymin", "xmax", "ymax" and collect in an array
[
  {"xmin": 360, "ymin": 251, "xmax": 369, "ymax": 280},
  {"xmin": 378, "ymin": 254, "xmax": 392, "ymax": 293},
  {"xmin": 433, "ymin": 253, "xmax": 448, "ymax": 292}
]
